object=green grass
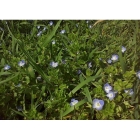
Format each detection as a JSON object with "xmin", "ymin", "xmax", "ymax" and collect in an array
[{"xmin": 0, "ymin": 20, "xmax": 140, "ymax": 120}]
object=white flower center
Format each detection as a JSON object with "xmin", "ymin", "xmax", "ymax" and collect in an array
[
  {"xmin": 109, "ymin": 93, "xmax": 113, "ymax": 97},
  {"xmin": 96, "ymin": 102, "xmax": 101, "ymax": 107},
  {"xmin": 72, "ymin": 101, "xmax": 78, "ymax": 106},
  {"xmin": 105, "ymin": 86, "xmax": 109, "ymax": 90}
]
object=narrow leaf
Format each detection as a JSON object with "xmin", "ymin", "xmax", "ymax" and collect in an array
[
  {"xmin": 62, "ymin": 98, "xmax": 88, "ymax": 117},
  {"xmin": 42, "ymin": 20, "xmax": 61, "ymax": 48},
  {"xmin": 70, "ymin": 75, "xmax": 101, "ymax": 94}
]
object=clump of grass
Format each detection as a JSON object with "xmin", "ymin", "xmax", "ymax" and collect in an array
[{"xmin": 0, "ymin": 20, "xmax": 140, "ymax": 120}]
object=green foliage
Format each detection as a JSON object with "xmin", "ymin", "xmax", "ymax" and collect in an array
[{"xmin": 0, "ymin": 20, "xmax": 140, "ymax": 120}]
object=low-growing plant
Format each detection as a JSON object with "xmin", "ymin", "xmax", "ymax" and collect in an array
[{"xmin": 0, "ymin": 20, "xmax": 140, "ymax": 120}]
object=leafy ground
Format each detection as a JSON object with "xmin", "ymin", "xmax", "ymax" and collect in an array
[{"xmin": 0, "ymin": 20, "xmax": 140, "ymax": 120}]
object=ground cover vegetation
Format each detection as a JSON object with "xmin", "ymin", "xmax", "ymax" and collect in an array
[{"xmin": 0, "ymin": 20, "xmax": 140, "ymax": 120}]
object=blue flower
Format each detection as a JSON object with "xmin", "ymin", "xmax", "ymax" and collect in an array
[
  {"xmin": 89, "ymin": 25, "xmax": 92, "ymax": 28},
  {"xmin": 62, "ymin": 60, "xmax": 66, "ymax": 64},
  {"xmin": 15, "ymin": 83, "xmax": 22, "ymax": 87},
  {"xmin": 18, "ymin": 60, "xmax": 25, "ymax": 67},
  {"xmin": 77, "ymin": 70, "xmax": 82, "ymax": 75},
  {"xmin": 77, "ymin": 51, "xmax": 79, "ymax": 55},
  {"xmin": 104, "ymin": 83, "xmax": 113, "ymax": 93},
  {"xmin": 49, "ymin": 21, "xmax": 53, "ymax": 26},
  {"xmin": 4, "ymin": 65, "xmax": 11, "ymax": 70},
  {"xmin": 52, "ymin": 40, "xmax": 55, "ymax": 45},
  {"xmin": 16, "ymin": 106, "xmax": 22, "ymax": 111},
  {"xmin": 93, "ymin": 99, "xmax": 104, "ymax": 110},
  {"xmin": 37, "ymin": 26, "xmax": 40, "ymax": 29},
  {"xmin": 50, "ymin": 61, "xmax": 58, "ymax": 68},
  {"xmin": 124, "ymin": 89, "xmax": 134, "ymax": 95},
  {"xmin": 60, "ymin": 30, "xmax": 65, "ymax": 34},
  {"xmin": 37, "ymin": 76, "xmax": 42, "ymax": 81},
  {"xmin": 106, "ymin": 91, "xmax": 116, "ymax": 100},
  {"xmin": 107, "ymin": 59, "xmax": 112, "ymax": 64},
  {"xmin": 121, "ymin": 46, "xmax": 126, "ymax": 53},
  {"xmin": 111, "ymin": 54, "xmax": 119, "ymax": 62},
  {"xmin": 70, "ymin": 99, "xmax": 78, "ymax": 106},
  {"xmin": 76, "ymin": 24, "xmax": 79, "ymax": 27},
  {"xmin": 0, "ymin": 27, "xmax": 4, "ymax": 31},
  {"xmin": 43, "ymin": 27, "xmax": 47, "ymax": 31},
  {"xmin": 88, "ymin": 62, "xmax": 92, "ymax": 68},
  {"xmin": 136, "ymin": 71, "xmax": 140, "ymax": 79},
  {"xmin": 37, "ymin": 31, "xmax": 42, "ymax": 36},
  {"xmin": 9, "ymin": 51, "xmax": 12, "ymax": 54}
]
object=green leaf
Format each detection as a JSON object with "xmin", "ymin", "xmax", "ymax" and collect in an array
[
  {"xmin": 134, "ymin": 110, "xmax": 139, "ymax": 119},
  {"xmin": 118, "ymin": 46, "xmax": 126, "ymax": 73},
  {"xmin": 62, "ymin": 98, "xmax": 88, "ymax": 117},
  {"xmin": 0, "ymin": 73, "xmax": 19, "ymax": 85},
  {"xmin": 0, "ymin": 72, "xmax": 12, "ymax": 76},
  {"xmin": 31, "ymin": 20, "xmax": 37, "ymax": 39},
  {"xmin": 11, "ymin": 109, "xmax": 27, "ymax": 117},
  {"xmin": 86, "ymin": 68, "xmax": 93, "ymax": 76},
  {"xmin": 42, "ymin": 20, "xmax": 62, "ymax": 48},
  {"xmin": 1, "ymin": 58, "xmax": 5, "ymax": 65},
  {"xmin": 84, "ymin": 87, "xmax": 93, "ymax": 104},
  {"xmin": 28, "ymin": 65, "xmax": 35, "ymax": 78},
  {"xmin": 79, "ymin": 75, "xmax": 92, "ymax": 104},
  {"xmin": 70, "ymin": 75, "xmax": 101, "ymax": 94},
  {"xmin": 116, "ymin": 95, "xmax": 123, "ymax": 102}
]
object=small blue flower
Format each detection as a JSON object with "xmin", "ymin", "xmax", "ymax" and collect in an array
[
  {"xmin": 130, "ymin": 89, "xmax": 134, "ymax": 95},
  {"xmin": 0, "ymin": 27, "xmax": 4, "ymax": 31},
  {"xmin": 52, "ymin": 40, "xmax": 55, "ymax": 45},
  {"xmin": 124, "ymin": 89, "xmax": 129, "ymax": 93},
  {"xmin": 77, "ymin": 70, "xmax": 82, "ymax": 75},
  {"xmin": 88, "ymin": 62, "xmax": 92, "ymax": 68},
  {"xmin": 37, "ymin": 76, "xmax": 42, "ymax": 81},
  {"xmin": 104, "ymin": 83, "xmax": 113, "ymax": 93},
  {"xmin": 15, "ymin": 83, "xmax": 22, "ymax": 87},
  {"xmin": 107, "ymin": 59, "xmax": 112, "ymax": 64},
  {"xmin": 77, "ymin": 51, "xmax": 79, "ymax": 55},
  {"xmin": 76, "ymin": 24, "xmax": 79, "ymax": 27},
  {"xmin": 16, "ymin": 106, "xmax": 22, "ymax": 111},
  {"xmin": 93, "ymin": 99, "xmax": 104, "ymax": 110},
  {"xmin": 62, "ymin": 60, "xmax": 66, "ymax": 64},
  {"xmin": 70, "ymin": 99, "xmax": 78, "ymax": 106},
  {"xmin": 124, "ymin": 89, "xmax": 134, "ymax": 95},
  {"xmin": 37, "ymin": 31, "xmax": 42, "ymax": 36},
  {"xmin": 60, "ymin": 30, "xmax": 65, "ymax": 34},
  {"xmin": 89, "ymin": 25, "xmax": 92, "ymax": 28},
  {"xmin": 50, "ymin": 61, "xmax": 58, "ymax": 68},
  {"xmin": 136, "ymin": 71, "xmax": 140, "ymax": 79},
  {"xmin": 8, "ymin": 51, "xmax": 12, "ymax": 54},
  {"xmin": 111, "ymin": 54, "xmax": 119, "ymax": 62},
  {"xmin": 4, "ymin": 65, "xmax": 11, "ymax": 70},
  {"xmin": 49, "ymin": 21, "xmax": 53, "ymax": 26},
  {"xmin": 121, "ymin": 46, "xmax": 126, "ymax": 53},
  {"xmin": 106, "ymin": 91, "xmax": 116, "ymax": 100},
  {"xmin": 18, "ymin": 60, "xmax": 25, "ymax": 67},
  {"xmin": 43, "ymin": 27, "xmax": 47, "ymax": 31},
  {"xmin": 37, "ymin": 26, "xmax": 40, "ymax": 29}
]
